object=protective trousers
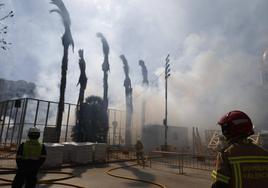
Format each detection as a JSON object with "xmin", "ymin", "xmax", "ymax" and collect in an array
[
  {"xmin": 12, "ymin": 169, "xmax": 38, "ymax": 188},
  {"xmin": 136, "ymin": 151, "xmax": 145, "ymax": 165}
]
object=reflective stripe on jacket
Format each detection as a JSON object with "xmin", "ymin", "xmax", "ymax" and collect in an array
[{"xmin": 211, "ymin": 138, "xmax": 268, "ymax": 188}]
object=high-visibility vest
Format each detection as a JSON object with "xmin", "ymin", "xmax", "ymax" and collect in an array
[
  {"xmin": 22, "ymin": 140, "xmax": 43, "ymax": 160},
  {"xmin": 135, "ymin": 141, "xmax": 143, "ymax": 152}
]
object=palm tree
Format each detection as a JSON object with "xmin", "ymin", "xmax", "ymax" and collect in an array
[
  {"xmin": 139, "ymin": 60, "xmax": 149, "ymax": 128},
  {"xmin": 77, "ymin": 49, "xmax": 87, "ymax": 106},
  {"xmin": 139, "ymin": 60, "xmax": 149, "ymax": 85},
  {"xmin": 96, "ymin": 32, "xmax": 109, "ymax": 112},
  {"xmin": 50, "ymin": 0, "xmax": 74, "ymax": 142},
  {"xmin": 75, "ymin": 49, "xmax": 87, "ymax": 136},
  {"xmin": 120, "ymin": 55, "xmax": 133, "ymax": 146}
]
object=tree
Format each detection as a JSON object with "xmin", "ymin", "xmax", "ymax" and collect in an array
[
  {"xmin": 76, "ymin": 49, "xmax": 87, "ymax": 106},
  {"xmin": 50, "ymin": 0, "xmax": 74, "ymax": 142},
  {"xmin": 72, "ymin": 96, "xmax": 108, "ymax": 143},
  {"xmin": 75, "ymin": 49, "xmax": 87, "ymax": 137},
  {"xmin": 96, "ymin": 32, "xmax": 110, "ymax": 112},
  {"xmin": 0, "ymin": 3, "xmax": 14, "ymax": 50},
  {"xmin": 139, "ymin": 60, "xmax": 149, "ymax": 128},
  {"xmin": 120, "ymin": 55, "xmax": 133, "ymax": 145}
]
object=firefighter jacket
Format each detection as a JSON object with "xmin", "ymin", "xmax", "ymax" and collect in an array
[
  {"xmin": 16, "ymin": 140, "xmax": 46, "ymax": 171},
  {"xmin": 211, "ymin": 138, "xmax": 268, "ymax": 188}
]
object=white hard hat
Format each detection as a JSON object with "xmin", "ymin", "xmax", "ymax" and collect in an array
[{"xmin": 28, "ymin": 127, "xmax": 40, "ymax": 134}]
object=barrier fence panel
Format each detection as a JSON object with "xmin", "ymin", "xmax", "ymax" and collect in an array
[
  {"xmin": 107, "ymin": 146, "xmax": 137, "ymax": 162},
  {"xmin": 149, "ymin": 151, "xmax": 216, "ymax": 173},
  {"xmin": 0, "ymin": 98, "xmax": 129, "ymax": 148},
  {"xmin": 0, "ymin": 99, "xmax": 27, "ymax": 149},
  {"xmin": 0, "ymin": 98, "xmax": 78, "ymax": 147},
  {"xmin": 0, "ymin": 98, "xmax": 143, "ymax": 149},
  {"xmin": 107, "ymin": 109, "xmax": 126, "ymax": 146},
  {"xmin": 0, "ymin": 98, "xmax": 130, "ymax": 169}
]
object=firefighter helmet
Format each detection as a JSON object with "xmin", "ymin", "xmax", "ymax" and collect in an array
[
  {"xmin": 28, "ymin": 127, "xmax": 40, "ymax": 140},
  {"xmin": 217, "ymin": 110, "xmax": 254, "ymax": 139}
]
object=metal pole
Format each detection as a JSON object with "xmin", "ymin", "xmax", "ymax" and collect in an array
[
  {"xmin": 192, "ymin": 127, "xmax": 195, "ymax": 155},
  {"xmin": 164, "ymin": 54, "xmax": 170, "ymax": 151},
  {"xmin": 0, "ymin": 101, "xmax": 8, "ymax": 144},
  {"xmin": 0, "ymin": 102, "xmax": 3, "ymax": 121},
  {"xmin": 65, "ymin": 104, "xmax": 71, "ymax": 142},
  {"xmin": 18, "ymin": 98, "xmax": 28, "ymax": 145},
  {"xmin": 107, "ymin": 109, "xmax": 111, "ymax": 144},
  {"xmin": 165, "ymin": 69, "xmax": 168, "ymax": 149},
  {"xmin": 10, "ymin": 107, "xmax": 19, "ymax": 145},
  {"xmin": 16, "ymin": 99, "xmax": 26, "ymax": 146},
  {"xmin": 33, "ymin": 100, "xmax": 40, "ymax": 127},
  {"xmin": 119, "ymin": 111, "xmax": 122, "ymax": 146},
  {"xmin": 5, "ymin": 100, "xmax": 14, "ymax": 146},
  {"xmin": 113, "ymin": 110, "xmax": 115, "ymax": 145},
  {"xmin": 45, "ymin": 102, "xmax": 50, "ymax": 127}
]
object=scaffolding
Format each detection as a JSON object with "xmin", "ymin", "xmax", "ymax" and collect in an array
[
  {"xmin": 207, "ymin": 130, "xmax": 222, "ymax": 151},
  {"xmin": 206, "ymin": 130, "xmax": 262, "ymax": 153}
]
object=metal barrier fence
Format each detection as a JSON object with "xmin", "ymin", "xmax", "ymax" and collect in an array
[
  {"xmin": 0, "ymin": 98, "xmax": 130, "ymax": 148},
  {"xmin": 148, "ymin": 151, "xmax": 216, "ymax": 173},
  {"xmin": 0, "ymin": 98, "xmax": 78, "ymax": 147},
  {"xmin": 0, "ymin": 148, "xmax": 216, "ymax": 172},
  {"xmin": 0, "ymin": 98, "xmax": 216, "ymax": 172},
  {"xmin": 0, "ymin": 146, "xmax": 138, "ymax": 169},
  {"xmin": 107, "ymin": 147, "xmax": 137, "ymax": 162}
]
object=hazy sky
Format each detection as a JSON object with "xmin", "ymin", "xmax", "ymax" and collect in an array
[{"xmin": 1, "ymin": 0, "xmax": 268, "ymax": 129}]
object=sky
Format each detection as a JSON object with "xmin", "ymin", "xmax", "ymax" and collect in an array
[{"xmin": 1, "ymin": 0, "xmax": 268, "ymax": 130}]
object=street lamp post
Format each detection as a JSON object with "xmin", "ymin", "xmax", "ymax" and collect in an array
[
  {"xmin": 112, "ymin": 121, "xmax": 118, "ymax": 145},
  {"xmin": 164, "ymin": 54, "xmax": 171, "ymax": 151}
]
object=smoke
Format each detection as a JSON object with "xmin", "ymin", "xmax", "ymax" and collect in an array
[
  {"xmin": 137, "ymin": 33, "xmax": 267, "ymax": 130},
  {"xmin": 1, "ymin": 0, "xmax": 268, "ymax": 132}
]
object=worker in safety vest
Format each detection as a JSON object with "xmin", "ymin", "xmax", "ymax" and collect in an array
[
  {"xmin": 12, "ymin": 127, "xmax": 46, "ymax": 188},
  {"xmin": 135, "ymin": 139, "xmax": 145, "ymax": 165},
  {"xmin": 211, "ymin": 110, "xmax": 268, "ymax": 188}
]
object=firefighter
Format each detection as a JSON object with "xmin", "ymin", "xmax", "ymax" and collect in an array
[
  {"xmin": 135, "ymin": 139, "xmax": 145, "ymax": 166},
  {"xmin": 211, "ymin": 110, "xmax": 268, "ymax": 188},
  {"xmin": 12, "ymin": 127, "xmax": 46, "ymax": 188}
]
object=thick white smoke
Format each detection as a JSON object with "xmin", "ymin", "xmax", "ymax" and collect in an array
[{"xmin": 1, "ymin": 0, "xmax": 268, "ymax": 132}]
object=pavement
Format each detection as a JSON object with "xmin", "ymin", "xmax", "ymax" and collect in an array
[{"xmin": 0, "ymin": 162, "xmax": 212, "ymax": 188}]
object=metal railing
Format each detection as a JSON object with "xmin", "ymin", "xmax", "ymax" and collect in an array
[
  {"xmin": 0, "ymin": 147, "xmax": 217, "ymax": 171},
  {"xmin": 107, "ymin": 146, "xmax": 137, "ymax": 162},
  {"xmin": 148, "ymin": 151, "xmax": 216, "ymax": 173},
  {"xmin": 0, "ymin": 98, "xmax": 130, "ymax": 148},
  {"xmin": 0, "ymin": 98, "xmax": 78, "ymax": 146}
]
